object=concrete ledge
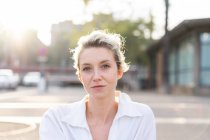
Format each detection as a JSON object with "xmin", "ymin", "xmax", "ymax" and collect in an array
[{"xmin": 0, "ymin": 121, "xmax": 37, "ymax": 140}]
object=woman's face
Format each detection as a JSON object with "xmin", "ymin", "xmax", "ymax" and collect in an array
[{"xmin": 78, "ymin": 47, "xmax": 123, "ymax": 99}]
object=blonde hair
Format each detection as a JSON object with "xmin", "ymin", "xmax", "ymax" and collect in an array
[{"xmin": 71, "ymin": 30, "xmax": 129, "ymax": 75}]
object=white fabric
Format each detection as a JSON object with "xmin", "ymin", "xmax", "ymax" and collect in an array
[{"xmin": 39, "ymin": 92, "xmax": 156, "ymax": 140}]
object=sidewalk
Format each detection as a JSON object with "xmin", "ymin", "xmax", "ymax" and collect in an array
[{"xmin": 1, "ymin": 86, "xmax": 210, "ymax": 140}]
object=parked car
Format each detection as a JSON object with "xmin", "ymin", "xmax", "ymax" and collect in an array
[
  {"xmin": 22, "ymin": 72, "xmax": 41, "ymax": 86},
  {"xmin": 0, "ymin": 69, "xmax": 19, "ymax": 90}
]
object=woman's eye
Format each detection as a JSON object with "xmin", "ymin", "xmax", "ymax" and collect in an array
[
  {"xmin": 82, "ymin": 67, "xmax": 91, "ymax": 71},
  {"xmin": 101, "ymin": 64, "xmax": 110, "ymax": 69}
]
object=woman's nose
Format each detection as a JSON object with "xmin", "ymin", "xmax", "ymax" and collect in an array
[{"xmin": 92, "ymin": 69, "xmax": 101, "ymax": 81}]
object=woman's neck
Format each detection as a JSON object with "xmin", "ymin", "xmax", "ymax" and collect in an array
[{"xmin": 86, "ymin": 95, "xmax": 118, "ymax": 125}]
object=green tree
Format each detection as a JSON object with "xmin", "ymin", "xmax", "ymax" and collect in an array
[
  {"xmin": 145, "ymin": 11, "xmax": 155, "ymax": 40},
  {"xmin": 50, "ymin": 13, "xmax": 155, "ymax": 67}
]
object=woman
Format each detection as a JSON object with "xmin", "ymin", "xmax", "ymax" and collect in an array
[{"xmin": 39, "ymin": 30, "xmax": 156, "ymax": 140}]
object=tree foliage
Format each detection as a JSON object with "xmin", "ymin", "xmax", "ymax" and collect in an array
[{"xmin": 50, "ymin": 13, "xmax": 155, "ymax": 67}]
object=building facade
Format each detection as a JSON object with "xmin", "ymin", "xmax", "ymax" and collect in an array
[{"xmin": 147, "ymin": 18, "xmax": 210, "ymax": 95}]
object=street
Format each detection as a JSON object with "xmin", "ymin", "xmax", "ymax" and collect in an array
[{"xmin": 0, "ymin": 86, "xmax": 210, "ymax": 140}]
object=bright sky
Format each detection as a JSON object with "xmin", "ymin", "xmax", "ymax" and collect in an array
[{"xmin": 0, "ymin": 0, "xmax": 209, "ymax": 45}]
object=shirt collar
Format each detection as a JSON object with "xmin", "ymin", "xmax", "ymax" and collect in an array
[
  {"xmin": 61, "ymin": 96, "xmax": 88, "ymax": 128},
  {"xmin": 115, "ymin": 92, "xmax": 143, "ymax": 119},
  {"xmin": 61, "ymin": 92, "xmax": 143, "ymax": 128}
]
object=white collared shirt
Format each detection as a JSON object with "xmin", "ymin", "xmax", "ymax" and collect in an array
[{"xmin": 39, "ymin": 92, "xmax": 156, "ymax": 140}]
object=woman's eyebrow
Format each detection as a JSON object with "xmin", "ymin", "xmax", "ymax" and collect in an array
[
  {"xmin": 81, "ymin": 63, "xmax": 91, "ymax": 66},
  {"xmin": 80, "ymin": 60, "xmax": 111, "ymax": 66},
  {"xmin": 100, "ymin": 60, "xmax": 110, "ymax": 64}
]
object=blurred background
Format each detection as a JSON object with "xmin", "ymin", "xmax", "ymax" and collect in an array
[
  {"xmin": 0, "ymin": 0, "xmax": 209, "ymax": 94},
  {"xmin": 0, "ymin": 0, "xmax": 210, "ymax": 140}
]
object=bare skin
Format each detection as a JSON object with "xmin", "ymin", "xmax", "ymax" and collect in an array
[
  {"xmin": 79, "ymin": 47, "xmax": 123, "ymax": 140},
  {"xmin": 86, "ymin": 100, "xmax": 118, "ymax": 140}
]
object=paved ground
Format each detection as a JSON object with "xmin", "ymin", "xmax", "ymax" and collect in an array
[{"xmin": 0, "ymin": 86, "xmax": 210, "ymax": 140}]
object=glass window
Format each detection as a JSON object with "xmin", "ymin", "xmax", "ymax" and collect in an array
[
  {"xmin": 177, "ymin": 38, "xmax": 194, "ymax": 86},
  {"xmin": 200, "ymin": 32, "xmax": 210, "ymax": 86},
  {"xmin": 201, "ymin": 44, "xmax": 210, "ymax": 68},
  {"xmin": 200, "ymin": 71, "xmax": 210, "ymax": 86}
]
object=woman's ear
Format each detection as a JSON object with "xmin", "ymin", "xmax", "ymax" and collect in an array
[{"xmin": 117, "ymin": 70, "xmax": 123, "ymax": 80}]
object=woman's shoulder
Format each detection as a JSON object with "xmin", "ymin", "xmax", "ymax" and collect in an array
[
  {"xmin": 120, "ymin": 92, "xmax": 154, "ymax": 117},
  {"xmin": 42, "ymin": 100, "xmax": 84, "ymax": 120},
  {"xmin": 132, "ymin": 101, "xmax": 154, "ymax": 116}
]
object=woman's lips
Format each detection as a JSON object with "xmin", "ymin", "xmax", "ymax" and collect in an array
[{"xmin": 91, "ymin": 85, "xmax": 106, "ymax": 88}]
